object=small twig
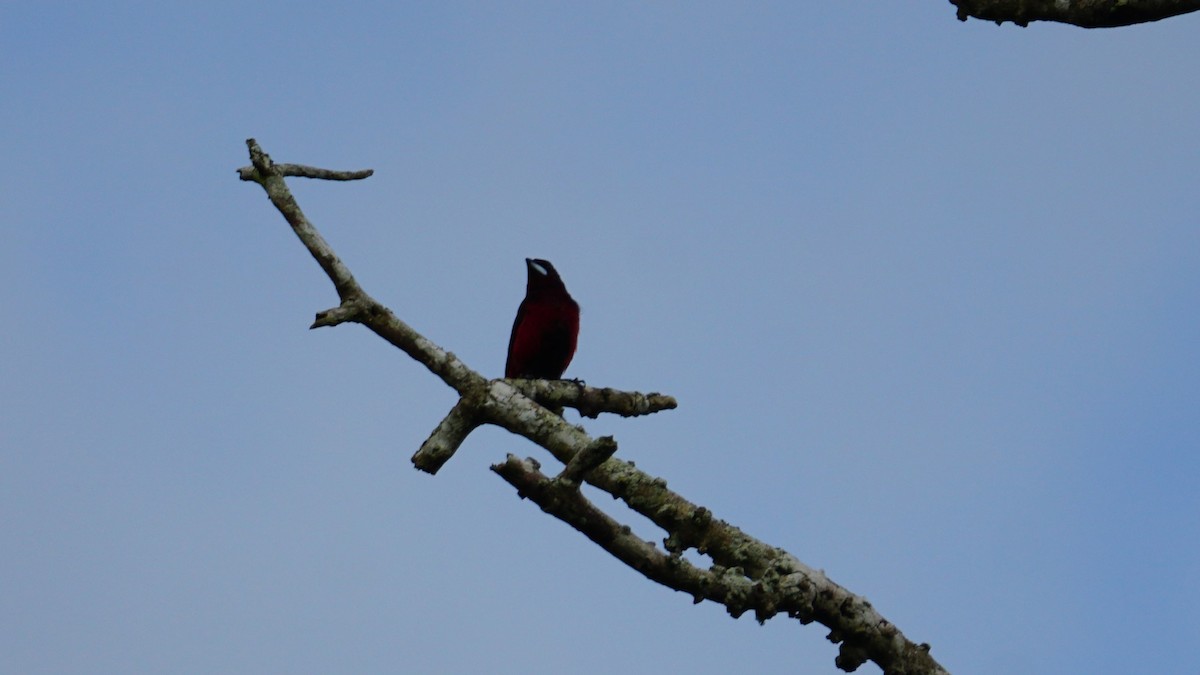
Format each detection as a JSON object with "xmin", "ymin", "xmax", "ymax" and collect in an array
[
  {"xmin": 557, "ymin": 435, "xmax": 618, "ymax": 485},
  {"xmin": 274, "ymin": 163, "xmax": 374, "ymax": 180},
  {"xmin": 413, "ymin": 397, "xmax": 484, "ymax": 474},
  {"xmin": 506, "ymin": 379, "xmax": 677, "ymax": 419},
  {"xmin": 311, "ymin": 298, "xmax": 368, "ymax": 329}
]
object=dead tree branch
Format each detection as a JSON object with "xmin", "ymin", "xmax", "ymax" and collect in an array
[
  {"xmin": 237, "ymin": 138, "xmax": 951, "ymax": 675},
  {"xmin": 950, "ymin": 0, "xmax": 1200, "ymax": 27}
]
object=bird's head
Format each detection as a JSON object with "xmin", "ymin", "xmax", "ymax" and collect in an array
[{"xmin": 525, "ymin": 257, "xmax": 568, "ymax": 295}]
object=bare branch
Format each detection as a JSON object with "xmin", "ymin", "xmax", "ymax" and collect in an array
[
  {"xmin": 557, "ymin": 435, "xmax": 618, "ymax": 485},
  {"xmin": 275, "ymin": 163, "xmax": 374, "ymax": 180},
  {"xmin": 951, "ymin": 0, "xmax": 1200, "ymax": 27},
  {"xmin": 493, "ymin": 454, "xmax": 735, "ymax": 594},
  {"xmin": 237, "ymin": 138, "xmax": 485, "ymax": 396},
  {"xmin": 239, "ymin": 140, "xmax": 951, "ymax": 675},
  {"xmin": 520, "ymin": 426, "xmax": 950, "ymax": 673},
  {"xmin": 237, "ymin": 163, "xmax": 373, "ymax": 181},
  {"xmin": 493, "ymin": 455, "xmax": 949, "ymax": 675},
  {"xmin": 505, "ymin": 379, "xmax": 678, "ymax": 418},
  {"xmin": 237, "ymin": 139, "xmax": 364, "ymax": 302},
  {"xmin": 412, "ymin": 397, "xmax": 484, "ymax": 474},
  {"xmin": 311, "ymin": 299, "xmax": 366, "ymax": 329}
]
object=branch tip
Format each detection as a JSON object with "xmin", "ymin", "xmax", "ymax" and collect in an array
[
  {"xmin": 557, "ymin": 435, "xmax": 619, "ymax": 485},
  {"xmin": 412, "ymin": 399, "xmax": 483, "ymax": 474}
]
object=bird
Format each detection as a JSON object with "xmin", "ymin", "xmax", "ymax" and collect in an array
[{"xmin": 505, "ymin": 258, "xmax": 580, "ymax": 379}]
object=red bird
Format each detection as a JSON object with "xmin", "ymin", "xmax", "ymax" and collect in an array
[{"xmin": 505, "ymin": 258, "xmax": 580, "ymax": 379}]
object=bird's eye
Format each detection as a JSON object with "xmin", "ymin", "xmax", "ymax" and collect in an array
[{"xmin": 530, "ymin": 261, "xmax": 549, "ymax": 276}]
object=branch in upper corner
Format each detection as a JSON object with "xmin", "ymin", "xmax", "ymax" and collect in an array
[
  {"xmin": 506, "ymin": 379, "xmax": 678, "ymax": 419},
  {"xmin": 950, "ymin": 0, "xmax": 1200, "ymax": 27}
]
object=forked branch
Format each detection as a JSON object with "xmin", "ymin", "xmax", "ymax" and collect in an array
[{"xmin": 238, "ymin": 139, "xmax": 950, "ymax": 675}]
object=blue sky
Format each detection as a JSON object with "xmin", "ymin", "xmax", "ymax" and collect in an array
[{"xmin": 3, "ymin": 4, "xmax": 1197, "ymax": 674}]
